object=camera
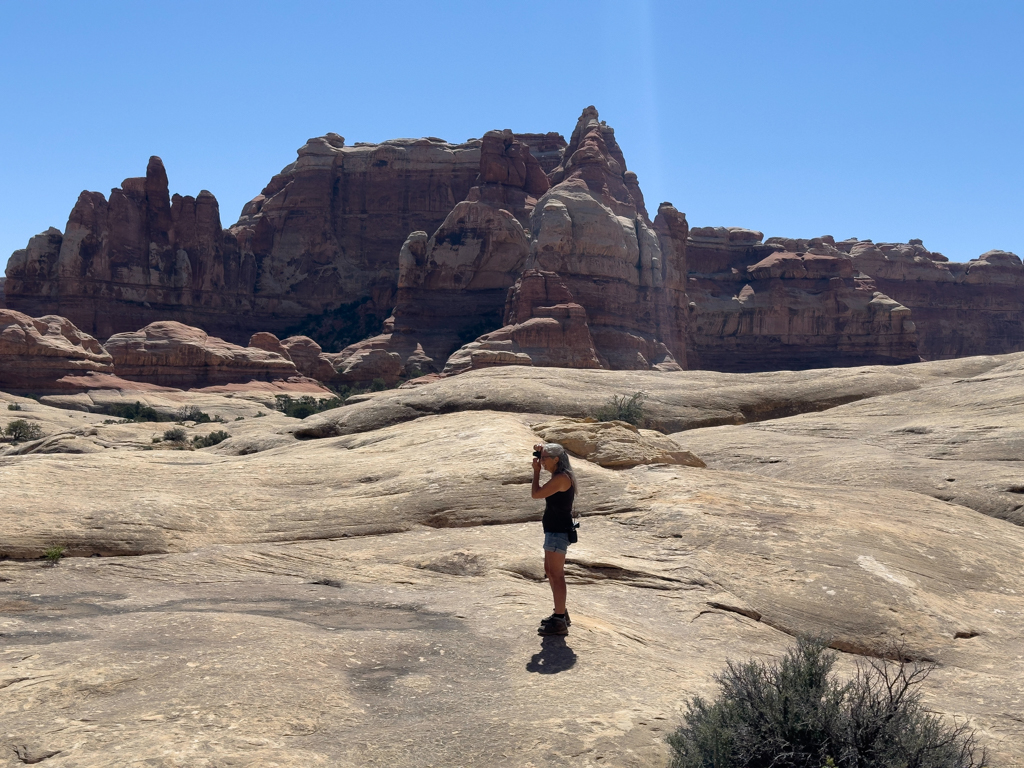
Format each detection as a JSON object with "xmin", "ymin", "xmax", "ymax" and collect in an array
[{"xmin": 532, "ymin": 450, "xmax": 542, "ymax": 459}]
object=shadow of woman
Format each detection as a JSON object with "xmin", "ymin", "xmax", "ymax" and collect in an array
[{"xmin": 525, "ymin": 635, "xmax": 577, "ymax": 674}]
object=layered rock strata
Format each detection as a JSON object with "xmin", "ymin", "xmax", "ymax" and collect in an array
[
  {"xmin": 329, "ymin": 131, "xmax": 551, "ymax": 378},
  {"xmin": 248, "ymin": 332, "xmax": 336, "ymax": 381},
  {"xmin": 840, "ymin": 239, "xmax": 1024, "ymax": 359},
  {"xmin": 7, "ymin": 111, "xmax": 1022, "ymax": 374},
  {"xmin": 0, "ymin": 309, "xmax": 113, "ymax": 393},
  {"xmin": 686, "ymin": 231, "xmax": 920, "ymax": 371},
  {"xmin": 443, "ymin": 270, "xmax": 601, "ymax": 373},
  {"xmin": 5, "ymin": 136, "xmax": 561, "ymax": 347},
  {"xmin": 525, "ymin": 107, "xmax": 689, "ymax": 370},
  {"xmin": 4, "ymin": 159, "xmax": 259, "ymax": 341},
  {"xmin": 104, "ymin": 321, "xmax": 299, "ymax": 388}
]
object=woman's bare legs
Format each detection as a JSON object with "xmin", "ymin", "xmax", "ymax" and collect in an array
[{"xmin": 544, "ymin": 549, "xmax": 567, "ymax": 614}]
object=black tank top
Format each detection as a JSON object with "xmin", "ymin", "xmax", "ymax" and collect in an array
[{"xmin": 542, "ymin": 474, "xmax": 576, "ymax": 533}]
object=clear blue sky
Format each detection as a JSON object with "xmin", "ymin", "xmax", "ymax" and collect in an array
[{"xmin": 2, "ymin": 0, "xmax": 1022, "ymax": 272}]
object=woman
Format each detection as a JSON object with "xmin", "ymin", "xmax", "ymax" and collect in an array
[{"xmin": 531, "ymin": 442, "xmax": 577, "ymax": 636}]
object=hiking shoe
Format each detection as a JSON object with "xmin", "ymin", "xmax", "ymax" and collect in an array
[
  {"xmin": 538, "ymin": 615, "xmax": 569, "ymax": 636},
  {"xmin": 539, "ymin": 611, "xmax": 571, "ymax": 629}
]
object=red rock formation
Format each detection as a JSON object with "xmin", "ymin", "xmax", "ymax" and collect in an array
[
  {"xmin": 248, "ymin": 331, "xmax": 336, "ymax": 382},
  {"xmin": 526, "ymin": 106, "xmax": 688, "ymax": 370},
  {"xmin": 6, "ymin": 115, "xmax": 1020, "ymax": 374},
  {"xmin": 687, "ymin": 232, "xmax": 920, "ymax": 371},
  {"xmin": 5, "ymin": 136, "xmax": 559, "ymax": 347},
  {"xmin": 104, "ymin": 321, "xmax": 299, "ymax": 388},
  {"xmin": 840, "ymin": 240, "xmax": 1024, "ymax": 359},
  {"xmin": 0, "ymin": 309, "xmax": 113, "ymax": 393},
  {"xmin": 4, "ymin": 158, "xmax": 259, "ymax": 341},
  {"xmin": 443, "ymin": 270, "xmax": 601, "ymax": 373},
  {"xmin": 329, "ymin": 130, "xmax": 554, "ymax": 376}
]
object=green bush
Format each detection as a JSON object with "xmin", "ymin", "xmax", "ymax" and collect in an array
[
  {"xmin": 667, "ymin": 637, "xmax": 987, "ymax": 768},
  {"xmin": 274, "ymin": 395, "xmax": 343, "ymax": 419},
  {"xmin": 103, "ymin": 400, "xmax": 167, "ymax": 422},
  {"xmin": 7, "ymin": 402, "xmax": 22, "ymax": 411},
  {"xmin": 369, "ymin": 377, "xmax": 387, "ymax": 392},
  {"xmin": 44, "ymin": 545, "xmax": 66, "ymax": 566},
  {"xmin": 163, "ymin": 427, "xmax": 188, "ymax": 443},
  {"xmin": 594, "ymin": 391, "xmax": 647, "ymax": 427},
  {"xmin": 175, "ymin": 406, "xmax": 224, "ymax": 424},
  {"xmin": 192, "ymin": 430, "xmax": 230, "ymax": 449},
  {"xmin": 4, "ymin": 419, "xmax": 43, "ymax": 443}
]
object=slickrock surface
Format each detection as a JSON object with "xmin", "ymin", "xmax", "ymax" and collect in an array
[
  {"xmin": 676, "ymin": 351, "xmax": 1024, "ymax": 526},
  {"xmin": 294, "ymin": 353, "xmax": 1010, "ymax": 439},
  {"xmin": 0, "ymin": 310, "xmax": 113, "ymax": 393},
  {"xmin": 2, "ymin": 371, "xmax": 1024, "ymax": 765}
]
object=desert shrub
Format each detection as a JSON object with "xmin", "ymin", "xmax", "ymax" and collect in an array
[
  {"xmin": 103, "ymin": 400, "xmax": 167, "ymax": 422},
  {"xmin": 163, "ymin": 427, "xmax": 188, "ymax": 443},
  {"xmin": 667, "ymin": 637, "xmax": 987, "ymax": 768},
  {"xmin": 192, "ymin": 430, "xmax": 230, "ymax": 449},
  {"xmin": 4, "ymin": 419, "xmax": 44, "ymax": 443},
  {"xmin": 175, "ymin": 405, "xmax": 224, "ymax": 423},
  {"xmin": 328, "ymin": 383, "xmax": 357, "ymax": 400},
  {"xmin": 369, "ymin": 377, "xmax": 387, "ymax": 392},
  {"xmin": 43, "ymin": 545, "xmax": 66, "ymax": 566},
  {"xmin": 274, "ymin": 395, "xmax": 343, "ymax": 419},
  {"xmin": 594, "ymin": 391, "xmax": 647, "ymax": 426},
  {"xmin": 7, "ymin": 402, "xmax": 22, "ymax": 411}
]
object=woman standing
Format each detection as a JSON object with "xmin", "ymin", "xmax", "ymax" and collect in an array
[{"xmin": 531, "ymin": 442, "xmax": 577, "ymax": 636}]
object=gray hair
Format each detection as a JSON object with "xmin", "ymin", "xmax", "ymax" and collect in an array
[{"xmin": 542, "ymin": 443, "xmax": 577, "ymax": 493}]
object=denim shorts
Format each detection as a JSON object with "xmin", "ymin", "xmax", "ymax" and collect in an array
[{"xmin": 543, "ymin": 531, "xmax": 571, "ymax": 554}]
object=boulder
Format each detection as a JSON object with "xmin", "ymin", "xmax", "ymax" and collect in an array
[
  {"xmin": 245, "ymin": 332, "xmax": 336, "ymax": 382},
  {"xmin": 0, "ymin": 309, "xmax": 113, "ymax": 393},
  {"xmin": 104, "ymin": 321, "xmax": 299, "ymax": 388},
  {"xmin": 532, "ymin": 416, "xmax": 705, "ymax": 468},
  {"xmin": 328, "ymin": 347, "xmax": 403, "ymax": 385},
  {"xmin": 280, "ymin": 335, "xmax": 336, "ymax": 381},
  {"xmin": 248, "ymin": 331, "xmax": 292, "ymax": 359}
]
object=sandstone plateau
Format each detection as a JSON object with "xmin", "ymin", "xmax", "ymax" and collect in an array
[
  {"xmin": 2, "ymin": 353, "xmax": 1024, "ymax": 766},
  {"xmin": 7, "ymin": 107, "xmax": 1021, "ymax": 375}
]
